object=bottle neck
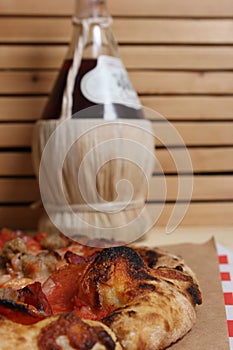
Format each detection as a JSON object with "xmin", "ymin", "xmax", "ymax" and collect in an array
[
  {"xmin": 74, "ymin": 0, "xmax": 109, "ymax": 20},
  {"xmin": 67, "ymin": 0, "xmax": 117, "ymax": 60}
]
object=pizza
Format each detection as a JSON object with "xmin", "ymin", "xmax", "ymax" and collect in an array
[{"xmin": 0, "ymin": 228, "xmax": 202, "ymax": 350}]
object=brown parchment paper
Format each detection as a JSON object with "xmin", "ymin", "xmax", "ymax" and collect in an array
[{"xmin": 160, "ymin": 238, "xmax": 230, "ymax": 350}]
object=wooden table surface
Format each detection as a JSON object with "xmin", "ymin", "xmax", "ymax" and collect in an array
[{"xmin": 137, "ymin": 225, "xmax": 233, "ymax": 251}]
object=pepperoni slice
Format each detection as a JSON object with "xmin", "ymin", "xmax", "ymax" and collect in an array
[
  {"xmin": 42, "ymin": 264, "xmax": 85, "ymax": 314},
  {"xmin": 19, "ymin": 282, "xmax": 52, "ymax": 315},
  {"xmin": 0, "ymin": 300, "xmax": 46, "ymax": 325},
  {"xmin": 0, "ymin": 282, "xmax": 52, "ymax": 325}
]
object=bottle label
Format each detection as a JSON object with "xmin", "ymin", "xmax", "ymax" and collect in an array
[{"xmin": 80, "ymin": 55, "xmax": 141, "ymax": 110}]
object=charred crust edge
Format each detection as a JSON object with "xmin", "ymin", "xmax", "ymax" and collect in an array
[{"xmin": 186, "ymin": 284, "xmax": 202, "ymax": 305}]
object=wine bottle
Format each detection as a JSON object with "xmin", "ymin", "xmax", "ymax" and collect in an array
[
  {"xmin": 42, "ymin": 0, "xmax": 143, "ymax": 120},
  {"xmin": 33, "ymin": 0, "xmax": 155, "ymax": 244}
]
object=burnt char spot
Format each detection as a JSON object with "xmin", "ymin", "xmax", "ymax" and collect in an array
[
  {"xmin": 166, "ymin": 280, "xmax": 175, "ymax": 286},
  {"xmin": 137, "ymin": 249, "xmax": 161, "ymax": 268},
  {"xmin": 0, "ymin": 299, "xmax": 30, "ymax": 313},
  {"xmin": 164, "ymin": 320, "xmax": 170, "ymax": 332},
  {"xmin": 138, "ymin": 283, "xmax": 156, "ymax": 292},
  {"xmin": 0, "ymin": 298, "xmax": 46, "ymax": 324},
  {"xmin": 21, "ymin": 286, "xmax": 34, "ymax": 296},
  {"xmin": 127, "ymin": 310, "xmax": 136, "ymax": 317},
  {"xmin": 92, "ymin": 263, "xmax": 112, "ymax": 285},
  {"xmin": 187, "ymin": 284, "xmax": 202, "ymax": 305},
  {"xmin": 17, "ymin": 336, "xmax": 26, "ymax": 342},
  {"xmin": 95, "ymin": 246, "xmax": 145, "ymax": 270},
  {"xmin": 93, "ymin": 246, "xmax": 157, "ymax": 282},
  {"xmin": 102, "ymin": 311, "xmax": 122, "ymax": 326},
  {"xmin": 96, "ymin": 329, "xmax": 116, "ymax": 350},
  {"xmin": 175, "ymin": 265, "xmax": 183, "ymax": 272}
]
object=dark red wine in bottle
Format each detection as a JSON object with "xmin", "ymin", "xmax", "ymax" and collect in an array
[
  {"xmin": 41, "ymin": 0, "xmax": 143, "ymax": 121},
  {"xmin": 42, "ymin": 58, "xmax": 143, "ymax": 120}
]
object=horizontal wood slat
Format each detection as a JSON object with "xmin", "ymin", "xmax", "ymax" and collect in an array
[
  {"xmin": 0, "ymin": 206, "xmax": 41, "ymax": 230},
  {"xmin": 1, "ymin": 0, "xmax": 232, "ymax": 17},
  {"xmin": 0, "ymin": 97, "xmax": 46, "ymax": 122},
  {"xmin": 1, "ymin": 176, "xmax": 232, "ymax": 203},
  {"xmin": 0, "ymin": 45, "xmax": 65, "ymax": 70},
  {"xmin": 0, "ymin": 124, "xmax": 32, "ymax": 147},
  {"xmin": 1, "ymin": 147, "xmax": 233, "ymax": 176},
  {"xmin": 149, "ymin": 202, "xmax": 233, "ymax": 226},
  {"xmin": 1, "ymin": 71, "xmax": 233, "ymax": 95},
  {"xmin": 154, "ymin": 148, "xmax": 233, "ymax": 173},
  {"xmin": 0, "ymin": 71, "xmax": 55, "ymax": 94},
  {"xmin": 0, "ymin": 153, "xmax": 34, "ymax": 176},
  {"xmin": 0, "ymin": 18, "xmax": 232, "ymax": 44},
  {"xmin": 131, "ymin": 72, "xmax": 233, "ymax": 95},
  {"xmin": 0, "ymin": 202, "xmax": 232, "ymax": 230},
  {"xmin": 152, "ymin": 122, "xmax": 233, "ymax": 147},
  {"xmin": 1, "ymin": 97, "xmax": 233, "ymax": 122},
  {"xmin": 1, "ymin": 45, "xmax": 233, "ymax": 70},
  {"xmin": 114, "ymin": 19, "xmax": 233, "ymax": 44},
  {"xmin": 0, "ymin": 179, "xmax": 39, "ymax": 202},
  {"xmin": 118, "ymin": 46, "xmax": 233, "ymax": 70},
  {"xmin": 141, "ymin": 96, "xmax": 233, "ymax": 120},
  {"xmin": 149, "ymin": 175, "xmax": 233, "ymax": 201},
  {"xmin": 1, "ymin": 122, "xmax": 232, "ymax": 148}
]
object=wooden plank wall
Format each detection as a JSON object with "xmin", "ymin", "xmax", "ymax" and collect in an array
[{"xmin": 0, "ymin": 0, "xmax": 233, "ymax": 230}]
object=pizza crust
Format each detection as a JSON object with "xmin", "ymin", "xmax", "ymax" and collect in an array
[
  {"xmin": 103, "ymin": 282, "xmax": 196, "ymax": 350},
  {"xmin": 0, "ymin": 314, "xmax": 122, "ymax": 350}
]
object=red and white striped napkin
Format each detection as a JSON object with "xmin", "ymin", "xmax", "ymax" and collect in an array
[{"xmin": 217, "ymin": 244, "xmax": 233, "ymax": 349}]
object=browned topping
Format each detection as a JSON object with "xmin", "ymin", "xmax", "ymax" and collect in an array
[
  {"xmin": 2, "ymin": 238, "xmax": 27, "ymax": 260},
  {"xmin": 38, "ymin": 313, "xmax": 91, "ymax": 350},
  {"xmin": 10, "ymin": 251, "xmax": 58, "ymax": 281},
  {"xmin": 40, "ymin": 232, "xmax": 70, "ymax": 250},
  {"xmin": 38, "ymin": 313, "xmax": 115, "ymax": 350}
]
